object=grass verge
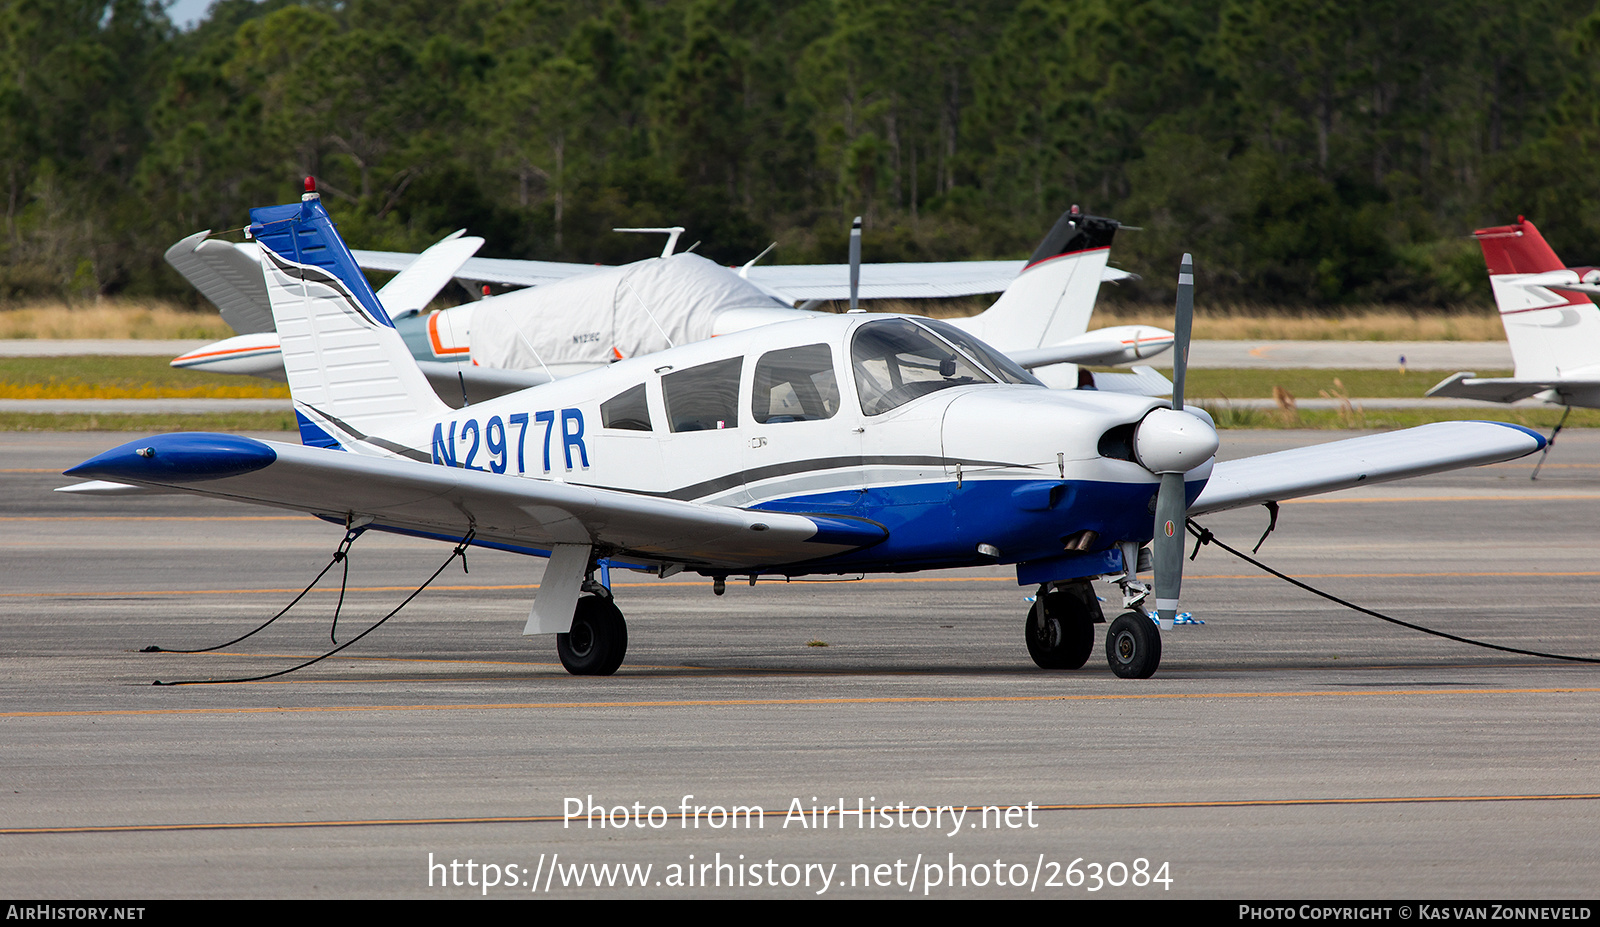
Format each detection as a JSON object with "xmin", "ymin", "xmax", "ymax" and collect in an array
[
  {"xmin": 1174, "ymin": 368, "xmax": 1512, "ymax": 400},
  {"xmin": 0, "ymin": 300, "xmax": 232, "ymax": 340},
  {"xmin": 0, "ymin": 356, "xmax": 288, "ymax": 399},
  {"xmin": 1197, "ymin": 403, "xmax": 1588, "ymax": 430},
  {"xmin": 0, "ymin": 412, "xmax": 296, "ymax": 432}
]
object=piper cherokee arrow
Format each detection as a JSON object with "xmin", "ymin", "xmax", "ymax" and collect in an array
[{"xmin": 61, "ymin": 191, "xmax": 1547, "ymax": 678}]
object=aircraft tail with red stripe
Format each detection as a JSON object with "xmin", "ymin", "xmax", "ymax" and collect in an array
[{"xmin": 1475, "ymin": 217, "xmax": 1600, "ymax": 380}]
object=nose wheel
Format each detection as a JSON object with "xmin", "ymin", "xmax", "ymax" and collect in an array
[{"xmin": 1106, "ymin": 612, "xmax": 1161, "ymax": 679}]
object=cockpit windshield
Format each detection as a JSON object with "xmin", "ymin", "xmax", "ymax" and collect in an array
[
  {"xmin": 850, "ymin": 317, "xmax": 996, "ymax": 416},
  {"xmin": 916, "ymin": 318, "xmax": 1045, "ymax": 387}
]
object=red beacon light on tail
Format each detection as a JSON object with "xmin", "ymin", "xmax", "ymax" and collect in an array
[{"xmin": 302, "ymin": 176, "xmax": 319, "ymax": 202}]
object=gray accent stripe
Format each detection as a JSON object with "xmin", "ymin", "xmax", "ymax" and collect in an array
[
  {"xmin": 605, "ymin": 454, "xmax": 1027, "ymax": 502},
  {"xmin": 303, "ymin": 404, "xmax": 432, "ymax": 462},
  {"xmin": 261, "ymin": 248, "xmax": 382, "ymax": 329}
]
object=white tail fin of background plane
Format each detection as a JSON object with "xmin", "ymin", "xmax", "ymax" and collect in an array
[
  {"xmin": 1476, "ymin": 217, "xmax": 1600, "ymax": 381},
  {"xmin": 251, "ymin": 187, "xmax": 449, "ymax": 449},
  {"xmin": 952, "ymin": 207, "xmax": 1119, "ymax": 352}
]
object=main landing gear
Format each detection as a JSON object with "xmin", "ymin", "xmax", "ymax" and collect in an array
[
  {"xmin": 1025, "ymin": 582, "xmax": 1100, "ymax": 669},
  {"xmin": 557, "ymin": 582, "xmax": 628, "ymax": 677}
]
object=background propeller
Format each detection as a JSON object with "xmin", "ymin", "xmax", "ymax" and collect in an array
[{"xmin": 849, "ymin": 215, "xmax": 862, "ymax": 311}]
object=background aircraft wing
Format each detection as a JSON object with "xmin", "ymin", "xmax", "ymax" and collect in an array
[
  {"xmin": 61, "ymin": 433, "xmax": 886, "ymax": 570},
  {"xmin": 1190, "ymin": 421, "xmax": 1545, "ymax": 515},
  {"xmin": 353, "ymin": 251, "xmax": 1134, "ymax": 300},
  {"xmin": 745, "ymin": 261, "xmax": 1135, "ymax": 301},
  {"xmin": 353, "ymin": 250, "xmax": 603, "ymax": 288}
]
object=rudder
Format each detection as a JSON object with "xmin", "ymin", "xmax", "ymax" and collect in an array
[{"xmin": 251, "ymin": 183, "xmax": 449, "ymax": 448}]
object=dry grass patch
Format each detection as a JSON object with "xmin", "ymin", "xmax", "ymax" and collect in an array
[{"xmin": 0, "ymin": 300, "xmax": 231, "ymax": 340}]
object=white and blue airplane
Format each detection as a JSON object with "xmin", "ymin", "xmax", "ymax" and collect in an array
[{"xmin": 62, "ymin": 191, "xmax": 1549, "ymax": 678}]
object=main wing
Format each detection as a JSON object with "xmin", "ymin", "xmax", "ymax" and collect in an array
[
  {"xmin": 1190, "ymin": 420, "xmax": 1546, "ymax": 515},
  {"xmin": 60, "ymin": 433, "xmax": 886, "ymax": 570}
]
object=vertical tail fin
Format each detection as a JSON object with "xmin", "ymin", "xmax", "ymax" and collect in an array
[
  {"xmin": 952, "ymin": 207, "xmax": 1119, "ymax": 352},
  {"xmin": 1475, "ymin": 217, "xmax": 1600, "ymax": 380},
  {"xmin": 251, "ymin": 186, "xmax": 449, "ymax": 449},
  {"xmin": 1476, "ymin": 217, "xmax": 1567, "ymax": 275}
]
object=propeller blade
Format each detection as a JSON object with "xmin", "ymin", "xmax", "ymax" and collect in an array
[
  {"xmin": 849, "ymin": 216, "xmax": 862, "ymax": 311},
  {"xmin": 1153, "ymin": 471, "xmax": 1186, "ymax": 625},
  {"xmin": 1155, "ymin": 253, "xmax": 1196, "ymax": 626},
  {"xmin": 1171, "ymin": 253, "xmax": 1194, "ymax": 411}
]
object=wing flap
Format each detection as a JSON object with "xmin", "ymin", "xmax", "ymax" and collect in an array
[
  {"xmin": 1190, "ymin": 421, "xmax": 1546, "ymax": 515},
  {"xmin": 64, "ymin": 433, "xmax": 885, "ymax": 569}
]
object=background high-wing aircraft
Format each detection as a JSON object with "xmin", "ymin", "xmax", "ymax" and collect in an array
[
  {"xmin": 166, "ymin": 198, "xmax": 1171, "ymax": 404},
  {"xmin": 64, "ymin": 192, "xmax": 1545, "ymax": 679},
  {"xmin": 1426, "ymin": 217, "xmax": 1600, "ymax": 471}
]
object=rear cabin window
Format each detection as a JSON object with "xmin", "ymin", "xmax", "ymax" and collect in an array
[
  {"xmin": 850, "ymin": 318, "xmax": 994, "ymax": 416},
  {"xmin": 600, "ymin": 384, "xmax": 652, "ymax": 431},
  {"xmin": 663, "ymin": 357, "xmax": 743, "ymax": 432},
  {"xmin": 752, "ymin": 344, "xmax": 839, "ymax": 423}
]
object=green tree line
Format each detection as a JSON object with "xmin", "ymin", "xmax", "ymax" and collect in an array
[{"xmin": 4, "ymin": 0, "xmax": 1599, "ymax": 309}]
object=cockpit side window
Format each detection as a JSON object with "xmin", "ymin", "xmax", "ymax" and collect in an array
[
  {"xmin": 663, "ymin": 357, "xmax": 743, "ymax": 432},
  {"xmin": 850, "ymin": 318, "xmax": 995, "ymax": 416},
  {"xmin": 752, "ymin": 343, "xmax": 838, "ymax": 423},
  {"xmin": 600, "ymin": 383, "xmax": 652, "ymax": 431}
]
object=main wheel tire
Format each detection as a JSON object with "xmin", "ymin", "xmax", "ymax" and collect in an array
[
  {"xmin": 1025, "ymin": 589, "xmax": 1095, "ymax": 669},
  {"xmin": 1106, "ymin": 611, "xmax": 1161, "ymax": 679},
  {"xmin": 557, "ymin": 595, "xmax": 628, "ymax": 676}
]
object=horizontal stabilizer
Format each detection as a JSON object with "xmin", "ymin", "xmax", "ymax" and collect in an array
[
  {"xmin": 1191, "ymin": 421, "xmax": 1545, "ymax": 515},
  {"xmin": 1426, "ymin": 372, "xmax": 1556, "ymax": 404},
  {"xmin": 164, "ymin": 232, "xmax": 273, "ymax": 334},
  {"xmin": 374, "ymin": 230, "xmax": 485, "ymax": 319}
]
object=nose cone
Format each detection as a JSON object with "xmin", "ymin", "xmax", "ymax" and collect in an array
[{"xmin": 1133, "ymin": 408, "xmax": 1219, "ymax": 474}]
